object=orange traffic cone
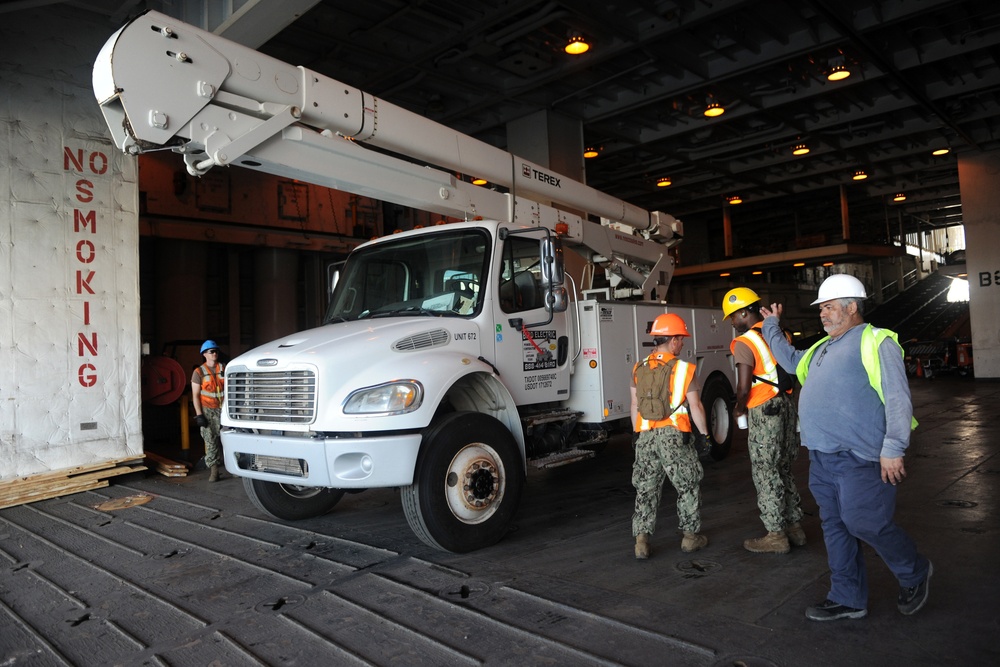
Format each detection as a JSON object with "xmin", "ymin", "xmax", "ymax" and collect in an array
[{"xmin": 916, "ymin": 360, "xmax": 924, "ymax": 378}]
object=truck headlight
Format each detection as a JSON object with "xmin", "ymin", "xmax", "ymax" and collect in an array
[{"xmin": 343, "ymin": 381, "xmax": 423, "ymax": 414}]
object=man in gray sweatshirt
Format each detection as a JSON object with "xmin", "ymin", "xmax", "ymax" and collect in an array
[{"xmin": 760, "ymin": 274, "xmax": 931, "ymax": 621}]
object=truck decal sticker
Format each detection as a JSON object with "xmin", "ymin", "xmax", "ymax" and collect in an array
[{"xmin": 522, "ymin": 329, "xmax": 556, "ymax": 371}]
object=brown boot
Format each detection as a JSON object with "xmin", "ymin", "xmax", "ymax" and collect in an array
[
  {"xmin": 208, "ymin": 465, "xmax": 219, "ymax": 482},
  {"xmin": 681, "ymin": 532, "xmax": 708, "ymax": 553},
  {"xmin": 744, "ymin": 531, "xmax": 791, "ymax": 554},
  {"xmin": 786, "ymin": 522, "xmax": 807, "ymax": 547},
  {"xmin": 635, "ymin": 533, "xmax": 651, "ymax": 559}
]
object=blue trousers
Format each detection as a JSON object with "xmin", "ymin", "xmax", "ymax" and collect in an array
[{"xmin": 809, "ymin": 450, "xmax": 929, "ymax": 609}]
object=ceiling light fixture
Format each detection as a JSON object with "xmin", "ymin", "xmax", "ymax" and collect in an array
[
  {"xmin": 472, "ymin": 177, "xmax": 487, "ymax": 186},
  {"xmin": 932, "ymin": 147, "xmax": 951, "ymax": 156},
  {"xmin": 792, "ymin": 143, "xmax": 810, "ymax": 155},
  {"xmin": 827, "ymin": 56, "xmax": 851, "ymax": 81},
  {"xmin": 720, "ymin": 272, "xmax": 731, "ymax": 277},
  {"xmin": 852, "ymin": 169, "xmax": 868, "ymax": 181},
  {"xmin": 657, "ymin": 177, "xmax": 672, "ymax": 187},
  {"xmin": 727, "ymin": 195, "xmax": 743, "ymax": 205},
  {"xmin": 822, "ymin": 262, "xmax": 834, "ymax": 267},
  {"xmin": 793, "ymin": 262, "xmax": 806, "ymax": 267},
  {"xmin": 704, "ymin": 99, "xmax": 725, "ymax": 117},
  {"xmin": 893, "ymin": 193, "xmax": 907, "ymax": 202},
  {"xmin": 565, "ymin": 34, "xmax": 590, "ymax": 55},
  {"xmin": 583, "ymin": 147, "xmax": 599, "ymax": 158},
  {"xmin": 827, "ymin": 64, "xmax": 850, "ymax": 81}
]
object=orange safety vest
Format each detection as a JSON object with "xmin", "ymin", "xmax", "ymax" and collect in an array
[
  {"xmin": 633, "ymin": 352, "xmax": 696, "ymax": 433},
  {"xmin": 730, "ymin": 323, "xmax": 789, "ymax": 409},
  {"xmin": 196, "ymin": 363, "xmax": 225, "ymax": 409}
]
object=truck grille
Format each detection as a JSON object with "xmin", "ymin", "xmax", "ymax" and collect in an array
[{"xmin": 227, "ymin": 370, "xmax": 316, "ymax": 423}]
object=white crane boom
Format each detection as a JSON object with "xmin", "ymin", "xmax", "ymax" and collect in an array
[{"xmin": 94, "ymin": 10, "xmax": 683, "ymax": 299}]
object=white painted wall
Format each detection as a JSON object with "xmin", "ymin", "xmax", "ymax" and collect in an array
[{"xmin": 1, "ymin": 6, "xmax": 142, "ymax": 480}]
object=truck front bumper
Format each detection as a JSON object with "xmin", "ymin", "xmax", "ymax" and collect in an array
[{"xmin": 221, "ymin": 430, "xmax": 421, "ymax": 488}]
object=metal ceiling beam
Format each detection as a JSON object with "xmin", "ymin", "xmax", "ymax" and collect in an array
[
  {"xmin": 807, "ymin": 0, "xmax": 982, "ymax": 150},
  {"xmin": 215, "ymin": 0, "xmax": 323, "ymax": 48}
]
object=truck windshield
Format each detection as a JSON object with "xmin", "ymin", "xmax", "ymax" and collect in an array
[{"xmin": 324, "ymin": 228, "xmax": 491, "ymax": 323}]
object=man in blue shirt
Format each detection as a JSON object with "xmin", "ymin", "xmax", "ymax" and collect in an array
[{"xmin": 760, "ymin": 274, "xmax": 931, "ymax": 621}]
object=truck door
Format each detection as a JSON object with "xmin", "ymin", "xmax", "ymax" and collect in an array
[{"xmin": 491, "ymin": 232, "xmax": 570, "ymax": 406}]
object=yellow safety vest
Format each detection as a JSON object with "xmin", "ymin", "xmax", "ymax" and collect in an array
[{"xmin": 796, "ymin": 324, "xmax": 917, "ymax": 429}]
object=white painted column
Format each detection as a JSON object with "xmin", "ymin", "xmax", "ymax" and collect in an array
[{"xmin": 958, "ymin": 152, "xmax": 1000, "ymax": 379}]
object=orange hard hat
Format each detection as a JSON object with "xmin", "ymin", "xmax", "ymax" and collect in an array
[{"xmin": 650, "ymin": 312, "xmax": 690, "ymax": 337}]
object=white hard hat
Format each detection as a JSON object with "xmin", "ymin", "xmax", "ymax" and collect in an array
[{"xmin": 811, "ymin": 274, "xmax": 867, "ymax": 305}]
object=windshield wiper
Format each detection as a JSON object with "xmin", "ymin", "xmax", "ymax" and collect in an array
[{"xmin": 370, "ymin": 306, "xmax": 441, "ymax": 318}]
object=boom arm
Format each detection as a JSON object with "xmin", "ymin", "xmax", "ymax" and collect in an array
[{"xmin": 94, "ymin": 10, "xmax": 682, "ymax": 300}]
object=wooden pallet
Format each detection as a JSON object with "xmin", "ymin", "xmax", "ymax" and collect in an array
[{"xmin": 0, "ymin": 457, "xmax": 148, "ymax": 510}]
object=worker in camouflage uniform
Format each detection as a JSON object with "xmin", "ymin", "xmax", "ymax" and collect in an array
[
  {"xmin": 192, "ymin": 339, "xmax": 226, "ymax": 482},
  {"xmin": 724, "ymin": 288, "xmax": 805, "ymax": 553},
  {"xmin": 630, "ymin": 313, "xmax": 712, "ymax": 559}
]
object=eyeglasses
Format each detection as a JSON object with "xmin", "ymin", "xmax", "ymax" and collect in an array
[
  {"xmin": 205, "ymin": 349, "xmax": 219, "ymax": 354},
  {"xmin": 815, "ymin": 342, "xmax": 830, "ymax": 367}
]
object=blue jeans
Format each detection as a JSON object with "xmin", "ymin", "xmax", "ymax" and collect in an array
[{"xmin": 809, "ymin": 449, "xmax": 929, "ymax": 609}]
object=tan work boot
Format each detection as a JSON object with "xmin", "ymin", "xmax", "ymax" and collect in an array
[
  {"xmin": 786, "ymin": 522, "xmax": 807, "ymax": 547},
  {"xmin": 681, "ymin": 532, "xmax": 708, "ymax": 553},
  {"xmin": 744, "ymin": 531, "xmax": 791, "ymax": 554},
  {"xmin": 635, "ymin": 533, "xmax": 651, "ymax": 559},
  {"xmin": 208, "ymin": 465, "xmax": 219, "ymax": 482}
]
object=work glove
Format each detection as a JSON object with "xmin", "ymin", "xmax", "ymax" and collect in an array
[
  {"xmin": 693, "ymin": 433, "xmax": 710, "ymax": 457},
  {"xmin": 195, "ymin": 414, "xmax": 208, "ymax": 428}
]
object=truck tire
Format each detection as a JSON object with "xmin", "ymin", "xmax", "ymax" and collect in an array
[
  {"xmin": 402, "ymin": 412, "xmax": 524, "ymax": 553},
  {"xmin": 243, "ymin": 477, "xmax": 345, "ymax": 521},
  {"xmin": 700, "ymin": 374, "xmax": 734, "ymax": 461}
]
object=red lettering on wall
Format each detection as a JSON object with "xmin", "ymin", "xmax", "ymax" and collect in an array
[
  {"xmin": 76, "ymin": 179, "xmax": 94, "ymax": 203},
  {"xmin": 74, "ymin": 209, "xmax": 97, "ymax": 233},
  {"xmin": 64, "ymin": 147, "xmax": 84, "ymax": 172},
  {"xmin": 76, "ymin": 239, "xmax": 96, "ymax": 263},
  {"xmin": 78, "ymin": 364, "xmax": 98, "ymax": 387},
  {"xmin": 65, "ymin": 145, "xmax": 110, "ymax": 390},
  {"xmin": 89, "ymin": 152, "xmax": 108, "ymax": 175},
  {"xmin": 78, "ymin": 332, "xmax": 98, "ymax": 356},
  {"xmin": 76, "ymin": 270, "xmax": 96, "ymax": 295},
  {"xmin": 64, "ymin": 147, "xmax": 109, "ymax": 175}
]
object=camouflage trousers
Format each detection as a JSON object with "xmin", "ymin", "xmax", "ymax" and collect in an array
[
  {"xmin": 200, "ymin": 406, "xmax": 223, "ymax": 468},
  {"xmin": 632, "ymin": 427, "xmax": 704, "ymax": 536},
  {"xmin": 747, "ymin": 396, "xmax": 803, "ymax": 532}
]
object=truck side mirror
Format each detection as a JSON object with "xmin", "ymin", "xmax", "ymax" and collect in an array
[
  {"xmin": 546, "ymin": 286, "xmax": 569, "ymax": 313},
  {"xmin": 540, "ymin": 237, "xmax": 565, "ymax": 287}
]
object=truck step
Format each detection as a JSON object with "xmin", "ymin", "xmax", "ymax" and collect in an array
[{"xmin": 531, "ymin": 448, "xmax": 596, "ymax": 469}]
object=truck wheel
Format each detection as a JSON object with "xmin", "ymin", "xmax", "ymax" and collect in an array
[
  {"xmin": 402, "ymin": 412, "xmax": 524, "ymax": 553},
  {"xmin": 700, "ymin": 374, "xmax": 734, "ymax": 461},
  {"xmin": 243, "ymin": 477, "xmax": 345, "ymax": 521}
]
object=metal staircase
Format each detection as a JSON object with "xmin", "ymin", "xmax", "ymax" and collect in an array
[
  {"xmin": 868, "ymin": 273, "xmax": 968, "ymax": 343},
  {"xmin": 868, "ymin": 272, "xmax": 972, "ymax": 377}
]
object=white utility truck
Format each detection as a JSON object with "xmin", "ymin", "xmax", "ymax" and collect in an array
[{"xmin": 94, "ymin": 11, "xmax": 736, "ymax": 552}]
